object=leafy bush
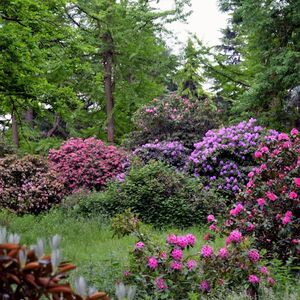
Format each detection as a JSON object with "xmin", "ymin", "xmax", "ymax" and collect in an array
[
  {"xmin": 49, "ymin": 137, "xmax": 128, "ymax": 192},
  {"xmin": 188, "ymin": 119, "xmax": 279, "ymax": 197},
  {"xmin": 132, "ymin": 140, "xmax": 189, "ymax": 170},
  {"xmin": 217, "ymin": 128, "xmax": 300, "ymax": 263},
  {"xmin": 0, "ymin": 133, "xmax": 14, "ymax": 157},
  {"xmin": 76, "ymin": 161, "xmax": 226, "ymax": 227},
  {"xmin": 0, "ymin": 227, "xmax": 109, "ymax": 300},
  {"xmin": 0, "ymin": 155, "xmax": 65, "ymax": 214},
  {"xmin": 117, "ymin": 216, "xmax": 273, "ymax": 299},
  {"xmin": 125, "ymin": 93, "xmax": 220, "ymax": 149}
]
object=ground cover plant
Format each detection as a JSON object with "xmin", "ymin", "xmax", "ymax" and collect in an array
[
  {"xmin": 188, "ymin": 119, "xmax": 279, "ymax": 197},
  {"xmin": 0, "ymin": 155, "xmax": 65, "ymax": 214},
  {"xmin": 49, "ymin": 137, "xmax": 128, "ymax": 192}
]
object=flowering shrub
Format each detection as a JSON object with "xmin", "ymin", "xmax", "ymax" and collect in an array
[
  {"xmin": 125, "ymin": 93, "xmax": 220, "ymax": 149},
  {"xmin": 79, "ymin": 161, "xmax": 226, "ymax": 227},
  {"xmin": 133, "ymin": 141, "xmax": 189, "ymax": 170},
  {"xmin": 119, "ymin": 220, "xmax": 274, "ymax": 299},
  {"xmin": 217, "ymin": 128, "xmax": 300, "ymax": 263},
  {"xmin": 0, "ymin": 155, "xmax": 65, "ymax": 214},
  {"xmin": 49, "ymin": 137, "xmax": 128, "ymax": 191},
  {"xmin": 0, "ymin": 227, "xmax": 109, "ymax": 299},
  {"xmin": 188, "ymin": 119, "xmax": 279, "ymax": 197}
]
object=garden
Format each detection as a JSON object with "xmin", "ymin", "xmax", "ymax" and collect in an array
[{"xmin": 1, "ymin": 0, "xmax": 300, "ymax": 299}]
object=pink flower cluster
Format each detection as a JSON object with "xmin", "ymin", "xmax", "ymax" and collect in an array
[
  {"xmin": 166, "ymin": 233, "xmax": 196, "ymax": 248},
  {"xmin": 230, "ymin": 203, "xmax": 244, "ymax": 216},
  {"xmin": 201, "ymin": 245, "xmax": 214, "ymax": 258},
  {"xmin": 49, "ymin": 138, "xmax": 128, "ymax": 191},
  {"xmin": 248, "ymin": 249, "xmax": 260, "ymax": 263}
]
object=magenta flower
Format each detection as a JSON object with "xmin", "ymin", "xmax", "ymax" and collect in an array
[
  {"xmin": 257, "ymin": 198, "xmax": 265, "ymax": 207},
  {"xmin": 170, "ymin": 261, "xmax": 182, "ymax": 271},
  {"xmin": 218, "ymin": 247, "xmax": 228, "ymax": 259},
  {"xmin": 248, "ymin": 274, "xmax": 260, "ymax": 284},
  {"xmin": 166, "ymin": 234, "xmax": 177, "ymax": 245},
  {"xmin": 155, "ymin": 277, "xmax": 167, "ymax": 290},
  {"xmin": 160, "ymin": 251, "xmax": 168, "ymax": 260},
  {"xmin": 199, "ymin": 280, "xmax": 210, "ymax": 293},
  {"xmin": 186, "ymin": 233, "xmax": 196, "ymax": 246},
  {"xmin": 267, "ymin": 277, "xmax": 276, "ymax": 286},
  {"xmin": 260, "ymin": 266, "xmax": 269, "ymax": 275},
  {"xmin": 229, "ymin": 230, "xmax": 242, "ymax": 243},
  {"xmin": 248, "ymin": 249, "xmax": 260, "ymax": 263},
  {"xmin": 171, "ymin": 249, "xmax": 183, "ymax": 261},
  {"xmin": 291, "ymin": 128, "xmax": 299, "ymax": 136},
  {"xmin": 294, "ymin": 178, "xmax": 300, "ymax": 188},
  {"xmin": 176, "ymin": 235, "xmax": 189, "ymax": 248},
  {"xmin": 278, "ymin": 133, "xmax": 290, "ymax": 141},
  {"xmin": 135, "ymin": 241, "xmax": 145, "ymax": 250},
  {"xmin": 266, "ymin": 191, "xmax": 278, "ymax": 201},
  {"xmin": 201, "ymin": 245, "xmax": 214, "ymax": 258},
  {"xmin": 186, "ymin": 259, "xmax": 197, "ymax": 270},
  {"xmin": 254, "ymin": 151, "xmax": 262, "ymax": 158},
  {"xmin": 209, "ymin": 224, "xmax": 217, "ymax": 231},
  {"xmin": 247, "ymin": 223, "xmax": 255, "ymax": 232},
  {"xmin": 289, "ymin": 191, "xmax": 298, "ymax": 199},
  {"xmin": 148, "ymin": 257, "xmax": 158, "ymax": 270},
  {"xmin": 207, "ymin": 214, "xmax": 216, "ymax": 222}
]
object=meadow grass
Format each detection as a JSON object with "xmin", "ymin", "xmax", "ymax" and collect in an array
[{"xmin": 1, "ymin": 209, "xmax": 299, "ymax": 299}]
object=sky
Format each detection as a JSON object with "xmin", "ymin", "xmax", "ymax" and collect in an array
[{"xmin": 156, "ymin": 0, "xmax": 228, "ymax": 51}]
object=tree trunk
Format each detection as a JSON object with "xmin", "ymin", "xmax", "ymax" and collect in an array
[
  {"xmin": 102, "ymin": 31, "xmax": 114, "ymax": 143},
  {"xmin": 11, "ymin": 112, "xmax": 19, "ymax": 148},
  {"xmin": 24, "ymin": 108, "xmax": 34, "ymax": 127}
]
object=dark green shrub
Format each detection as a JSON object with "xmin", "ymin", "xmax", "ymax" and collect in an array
[
  {"xmin": 74, "ymin": 161, "xmax": 226, "ymax": 228},
  {"xmin": 0, "ymin": 133, "xmax": 14, "ymax": 157}
]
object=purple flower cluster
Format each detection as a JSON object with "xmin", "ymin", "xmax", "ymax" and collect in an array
[
  {"xmin": 133, "ymin": 141, "xmax": 189, "ymax": 169},
  {"xmin": 189, "ymin": 119, "xmax": 278, "ymax": 196}
]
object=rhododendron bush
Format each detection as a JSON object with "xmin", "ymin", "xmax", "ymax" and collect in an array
[
  {"xmin": 133, "ymin": 141, "xmax": 189, "ymax": 170},
  {"xmin": 215, "ymin": 128, "xmax": 300, "ymax": 263},
  {"xmin": 188, "ymin": 119, "xmax": 279, "ymax": 197},
  {"xmin": 126, "ymin": 93, "xmax": 220, "ymax": 149},
  {"xmin": 116, "ymin": 214, "xmax": 274, "ymax": 299},
  {"xmin": 0, "ymin": 155, "xmax": 65, "ymax": 214},
  {"xmin": 49, "ymin": 138, "xmax": 128, "ymax": 191}
]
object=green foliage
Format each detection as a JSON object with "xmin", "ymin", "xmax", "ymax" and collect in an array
[
  {"xmin": 74, "ymin": 161, "xmax": 226, "ymax": 228},
  {"xmin": 0, "ymin": 133, "xmax": 14, "ymax": 157}
]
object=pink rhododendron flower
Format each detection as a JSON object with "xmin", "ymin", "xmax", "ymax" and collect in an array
[
  {"xmin": 289, "ymin": 191, "xmax": 298, "ymax": 199},
  {"xmin": 207, "ymin": 214, "xmax": 216, "ymax": 222},
  {"xmin": 186, "ymin": 259, "xmax": 197, "ymax": 270},
  {"xmin": 256, "ymin": 197, "xmax": 265, "ymax": 207},
  {"xmin": 260, "ymin": 266, "xmax": 269, "ymax": 275},
  {"xmin": 199, "ymin": 280, "xmax": 210, "ymax": 293},
  {"xmin": 278, "ymin": 133, "xmax": 289, "ymax": 141},
  {"xmin": 247, "ymin": 223, "xmax": 255, "ymax": 232},
  {"xmin": 230, "ymin": 203, "xmax": 244, "ymax": 216},
  {"xmin": 260, "ymin": 146, "xmax": 269, "ymax": 153},
  {"xmin": 292, "ymin": 239, "xmax": 299, "ymax": 245},
  {"xmin": 166, "ymin": 234, "xmax": 177, "ymax": 245},
  {"xmin": 267, "ymin": 277, "xmax": 276, "ymax": 286},
  {"xmin": 218, "ymin": 247, "xmax": 228, "ymax": 259},
  {"xmin": 148, "ymin": 257, "xmax": 158, "ymax": 269},
  {"xmin": 171, "ymin": 249, "xmax": 183, "ymax": 261},
  {"xmin": 266, "ymin": 191, "xmax": 278, "ymax": 201},
  {"xmin": 261, "ymin": 163, "xmax": 267, "ymax": 170},
  {"xmin": 294, "ymin": 178, "xmax": 300, "ymax": 188},
  {"xmin": 186, "ymin": 234, "xmax": 196, "ymax": 246},
  {"xmin": 170, "ymin": 261, "xmax": 182, "ymax": 271},
  {"xmin": 282, "ymin": 211, "xmax": 293, "ymax": 225},
  {"xmin": 155, "ymin": 277, "xmax": 167, "ymax": 290},
  {"xmin": 135, "ymin": 241, "xmax": 145, "ymax": 250},
  {"xmin": 176, "ymin": 235, "xmax": 189, "ymax": 248},
  {"xmin": 201, "ymin": 245, "xmax": 214, "ymax": 258},
  {"xmin": 254, "ymin": 151, "xmax": 262, "ymax": 158},
  {"xmin": 248, "ymin": 249, "xmax": 260, "ymax": 263},
  {"xmin": 291, "ymin": 128, "xmax": 299, "ymax": 136},
  {"xmin": 160, "ymin": 251, "xmax": 167, "ymax": 260},
  {"xmin": 248, "ymin": 171, "xmax": 254, "ymax": 178},
  {"xmin": 248, "ymin": 274, "xmax": 260, "ymax": 284},
  {"xmin": 209, "ymin": 224, "xmax": 217, "ymax": 232},
  {"xmin": 229, "ymin": 230, "xmax": 242, "ymax": 243}
]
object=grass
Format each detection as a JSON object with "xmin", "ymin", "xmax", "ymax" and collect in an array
[{"xmin": 1, "ymin": 209, "xmax": 299, "ymax": 299}]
